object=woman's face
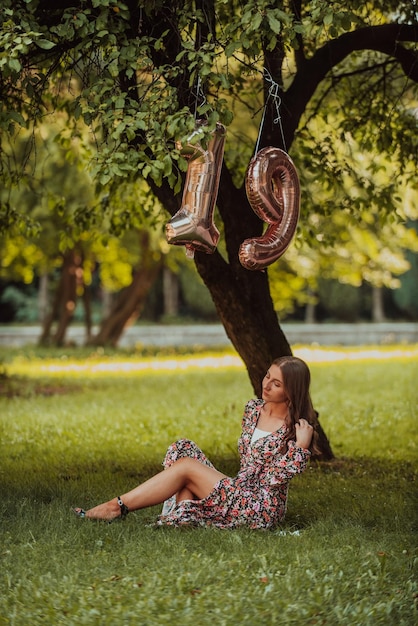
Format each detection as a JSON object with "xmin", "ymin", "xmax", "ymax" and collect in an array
[{"xmin": 262, "ymin": 364, "xmax": 288, "ymax": 405}]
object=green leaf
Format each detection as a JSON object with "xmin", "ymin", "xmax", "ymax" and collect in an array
[
  {"xmin": 99, "ymin": 172, "xmax": 112, "ymax": 185},
  {"xmin": 8, "ymin": 58, "xmax": 22, "ymax": 72},
  {"xmin": 142, "ymin": 165, "xmax": 151, "ymax": 179},
  {"xmin": 163, "ymin": 155, "xmax": 173, "ymax": 176},
  {"xmin": 35, "ymin": 39, "xmax": 56, "ymax": 50},
  {"xmin": 267, "ymin": 13, "xmax": 282, "ymax": 35},
  {"xmin": 251, "ymin": 13, "xmax": 262, "ymax": 31},
  {"xmin": 323, "ymin": 12, "xmax": 333, "ymax": 27},
  {"xmin": 114, "ymin": 97, "xmax": 125, "ymax": 109},
  {"xmin": 224, "ymin": 41, "xmax": 241, "ymax": 58},
  {"xmin": 7, "ymin": 111, "xmax": 26, "ymax": 127},
  {"xmin": 340, "ymin": 14, "xmax": 352, "ymax": 31}
]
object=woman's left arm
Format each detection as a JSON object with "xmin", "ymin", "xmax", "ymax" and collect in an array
[
  {"xmin": 265, "ymin": 420, "xmax": 313, "ymax": 487},
  {"xmin": 266, "ymin": 446, "xmax": 311, "ymax": 486}
]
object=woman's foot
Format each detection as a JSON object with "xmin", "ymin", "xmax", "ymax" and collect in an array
[{"xmin": 73, "ymin": 496, "xmax": 129, "ymax": 521}]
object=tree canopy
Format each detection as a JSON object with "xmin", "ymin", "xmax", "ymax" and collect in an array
[{"xmin": 0, "ymin": 1, "xmax": 417, "ymax": 406}]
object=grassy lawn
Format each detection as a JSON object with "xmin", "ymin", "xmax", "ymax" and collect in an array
[{"xmin": 0, "ymin": 345, "xmax": 417, "ymax": 625}]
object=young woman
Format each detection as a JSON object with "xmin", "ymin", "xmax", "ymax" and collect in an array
[{"xmin": 73, "ymin": 356, "xmax": 318, "ymax": 529}]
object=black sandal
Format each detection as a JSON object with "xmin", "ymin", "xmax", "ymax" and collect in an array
[{"xmin": 116, "ymin": 496, "xmax": 129, "ymax": 520}]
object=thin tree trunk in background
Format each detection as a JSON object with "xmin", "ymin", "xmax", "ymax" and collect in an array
[
  {"xmin": 101, "ymin": 288, "xmax": 113, "ymax": 319},
  {"xmin": 38, "ymin": 250, "xmax": 82, "ymax": 346},
  {"xmin": 82, "ymin": 284, "xmax": 93, "ymax": 342},
  {"xmin": 372, "ymin": 286, "xmax": 386, "ymax": 322},
  {"xmin": 305, "ymin": 297, "xmax": 316, "ymax": 324},
  {"xmin": 90, "ymin": 264, "xmax": 162, "ymax": 346},
  {"xmin": 163, "ymin": 266, "xmax": 179, "ymax": 317},
  {"xmin": 52, "ymin": 250, "xmax": 80, "ymax": 346},
  {"xmin": 37, "ymin": 273, "xmax": 49, "ymax": 324},
  {"xmin": 39, "ymin": 256, "xmax": 68, "ymax": 345}
]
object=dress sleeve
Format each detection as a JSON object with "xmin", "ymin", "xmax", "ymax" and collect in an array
[
  {"xmin": 266, "ymin": 441, "xmax": 311, "ymax": 487},
  {"xmin": 241, "ymin": 399, "xmax": 260, "ymax": 426},
  {"xmin": 238, "ymin": 399, "xmax": 261, "ymax": 460}
]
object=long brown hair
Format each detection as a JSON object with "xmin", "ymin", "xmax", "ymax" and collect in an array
[{"xmin": 272, "ymin": 356, "xmax": 320, "ymax": 455}]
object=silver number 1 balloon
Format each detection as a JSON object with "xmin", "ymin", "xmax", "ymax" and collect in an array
[{"xmin": 166, "ymin": 121, "xmax": 226, "ymax": 258}]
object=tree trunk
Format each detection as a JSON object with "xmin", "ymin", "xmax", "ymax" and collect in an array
[
  {"xmin": 37, "ymin": 272, "xmax": 49, "ymax": 324},
  {"xmin": 196, "ymin": 251, "xmax": 333, "ymax": 460},
  {"xmin": 53, "ymin": 249, "xmax": 80, "ymax": 346},
  {"xmin": 372, "ymin": 285, "xmax": 386, "ymax": 322},
  {"xmin": 39, "ymin": 274, "xmax": 63, "ymax": 346},
  {"xmin": 101, "ymin": 288, "xmax": 113, "ymax": 318},
  {"xmin": 82, "ymin": 284, "xmax": 93, "ymax": 342},
  {"xmin": 38, "ymin": 249, "xmax": 80, "ymax": 346},
  {"xmin": 90, "ymin": 231, "xmax": 163, "ymax": 347},
  {"xmin": 305, "ymin": 290, "xmax": 317, "ymax": 324},
  {"xmin": 163, "ymin": 266, "xmax": 179, "ymax": 317},
  {"xmin": 195, "ymin": 251, "xmax": 292, "ymax": 390}
]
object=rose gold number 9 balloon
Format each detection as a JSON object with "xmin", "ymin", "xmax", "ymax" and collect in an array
[
  {"xmin": 239, "ymin": 146, "xmax": 300, "ymax": 271},
  {"xmin": 166, "ymin": 121, "xmax": 226, "ymax": 258}
]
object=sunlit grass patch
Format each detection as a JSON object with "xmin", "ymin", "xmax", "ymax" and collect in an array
[
  {"xmin": 0, "ymin": 346, "xmax": 417, "ymax": 625},
  {"xmin": 1, "ymin": 343, "xmax": 417, "ymax": 378}
]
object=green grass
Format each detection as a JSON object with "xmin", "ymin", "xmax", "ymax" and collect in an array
[{"xmin": 0, "ymin": 346, "xmax": 417, "ymax": 625}]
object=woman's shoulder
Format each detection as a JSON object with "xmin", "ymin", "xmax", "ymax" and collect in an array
[
  {"xmin": 244, "ymin": 398, "xmax": 263, "ymax": 411},
  {"xmin": 243, "ymin": 398, "xmax": 263, "ymax": 421}
]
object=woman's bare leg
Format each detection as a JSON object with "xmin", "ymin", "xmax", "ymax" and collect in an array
[
  {"xmin": 176, "ymin": 485, "xmax": 195, "ymax": 502},
  {"xmin": 76, "ymin": 458, "xmax": 227, "ymax": 520}
]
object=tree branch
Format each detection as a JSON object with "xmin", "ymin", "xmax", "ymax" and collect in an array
[{"xmin": 283, "ymin": 23, "xmax": 418, "ymax": 147}]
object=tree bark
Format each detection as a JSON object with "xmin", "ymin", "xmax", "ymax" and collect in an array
[
  {"xmin": 37, "ymin": 273, "xmax": 49, "ymax": 324},
  {"xmin": 101, "ymin": 288, "xmax": 113, "ymax": 318},
  {"xmin": 372, "ymin": 286, "xmax": 386, "ymax": 323},
  {"xmin": 163, "ymin": 266, "xmax": 179, "ymax": 317},
  {"xmin": 305, "ymin": 299, "xmax": 316, "ymax": 324},
  {"xmin": 38, "ymin": 249, "xmax": 80, "ymax": 346},
  {"xmin": 82, "ymin": 284, "xmax": 93, "ymax": 342}
]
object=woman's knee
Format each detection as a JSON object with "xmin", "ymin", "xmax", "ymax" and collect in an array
[
  {"xmin": 163, "ymin": 439, "xmax": 197, "ymax": 468},
  {"xmin": 173, "ymin": 457, "xmax": 198, "ymax": 472},
  {"xmin": 172, "ymin": 457, "xmax": 206, "ymax": 484},
  {"xmin": 169, "ymin": 438, "xmax": 196, "ymax": 452}
]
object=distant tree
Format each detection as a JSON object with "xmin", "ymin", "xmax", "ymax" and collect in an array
[
  {"xmin": 0, "ymin": 124, "xmax": 95, "ymax": 344},
  {"xmin": 0, "ymin": 125, "xmax": 167, "ymax": 345}
]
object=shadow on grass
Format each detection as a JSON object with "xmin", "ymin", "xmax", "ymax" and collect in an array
[
  {"xmin": 1, "ymin": 454, "xmax": 416, "ymax": 535},
  {"xmin": 287, "ymin": 455, "xmax": 418, "ymax": 533},
  {"xmin": 0, "ymin": 371, "xmax": 83, "ymax": 398}
]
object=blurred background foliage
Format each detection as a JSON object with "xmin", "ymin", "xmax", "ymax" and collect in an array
[
  {"xmin": 0, "ymin": 0, "xmax": 417, "ymax": 341},
  {"xmin": 1, "ymin": 109, "xmax": 416, "ymax": 329}
]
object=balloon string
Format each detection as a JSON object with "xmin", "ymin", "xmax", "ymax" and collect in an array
[
  {"xmin": 254, "ymin": 69, "xmax": 287, "ymax": 155},
  {"xmin": 193, "ymin": 76, "xmax": 206, "ymax": 119},
  {"xmin": 254, "ymin": 102, "xmax": 267, "ymax": 155}
]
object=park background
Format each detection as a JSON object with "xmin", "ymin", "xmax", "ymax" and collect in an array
[{"xmin": 1, "ymin": 1, "xmax": 417, "ymax": 624}]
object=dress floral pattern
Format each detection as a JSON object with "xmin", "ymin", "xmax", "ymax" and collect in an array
[{"xmin": 157, "ymin": 399, "xmax": 311, "ymax": 529}]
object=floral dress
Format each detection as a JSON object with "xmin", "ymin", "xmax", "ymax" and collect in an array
[{"xmin": 156, "ymin": 399, "xmax": 311, "ymax": 529}]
